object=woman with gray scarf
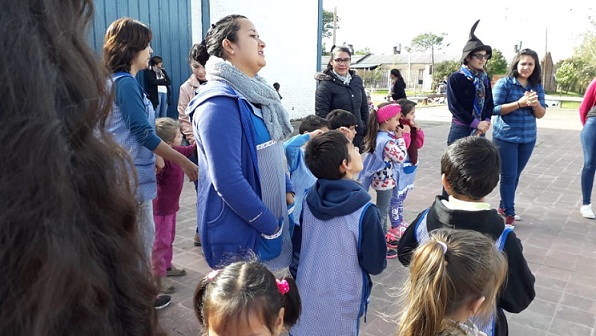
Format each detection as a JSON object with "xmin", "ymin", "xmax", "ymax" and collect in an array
[
  {"xmin": 187, "ymin": 14, "xmax": 294, "ymax": 270},
  {"xmin": 315, "ymin": 45, "xmax": 369, "ymax": 150}
]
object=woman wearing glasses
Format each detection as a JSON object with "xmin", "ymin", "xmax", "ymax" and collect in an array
[
  {"xmin": 315, "ymin": 46, "xmax": 369, "ymax": 150},
  {"xmin": 446, "ymin": 20, "xmax": 494, "ymax": 145},
  {"xmin": 492, "ymin": 48, "xmax": 546, "ymax": 227}
]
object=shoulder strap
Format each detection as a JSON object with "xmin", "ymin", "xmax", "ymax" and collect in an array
[
  {"xmin": 495, "ymin": 226, "xmax": 512, "ymax": 251},
  {"xmin": 413, "ymin": 208, "xmax": 431, "ymax": 243}
]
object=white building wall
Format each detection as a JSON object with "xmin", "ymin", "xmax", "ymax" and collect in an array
[{"xmin": 190, "ymin": 0, "xmax": 319, "ymax": 120}]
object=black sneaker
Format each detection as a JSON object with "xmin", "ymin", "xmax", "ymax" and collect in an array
[{"xmin": 154, "ymin": 295, "xmax": 171, "ymax": 310}]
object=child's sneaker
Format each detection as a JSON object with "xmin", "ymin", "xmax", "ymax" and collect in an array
[
  {"xmin": 386, "ymin": 248, "xmax": 398, "ymax": 259},
  {"xmin": 154, "ymin": 295, "xmax": 171, "ymax": 310},
  {"xmin": 386, "ymin": 222, "xmax": 408, "ymax": 248}
]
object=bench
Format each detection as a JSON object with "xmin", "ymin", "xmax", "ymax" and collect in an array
[
  {"xmin": 544, "ymin": 95, "xmax": 583, "ymax": 108},
  {"xmin": 409, "ymin": 96, "xmax": 429, "ymax": 105}
]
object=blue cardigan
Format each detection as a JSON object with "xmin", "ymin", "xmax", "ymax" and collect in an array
[{"xmin": 189, "ymin": 80, "xmax": 292, "ymax": 268}]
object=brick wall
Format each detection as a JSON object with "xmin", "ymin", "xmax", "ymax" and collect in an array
[{"xmin": 191, "ymin": 0, "xmax": 319, "ymax": 120}]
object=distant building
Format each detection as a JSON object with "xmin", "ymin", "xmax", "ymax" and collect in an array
[{"xmin": 321, "ymin": 53, "xmax": 460, "ymax": 92}]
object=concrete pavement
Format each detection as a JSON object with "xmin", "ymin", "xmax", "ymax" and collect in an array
[{"xmin": 159, "ymin": 106, "xmax": 596, "ymax": 336}]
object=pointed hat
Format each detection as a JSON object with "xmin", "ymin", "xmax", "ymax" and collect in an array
[{"xmin": 460, "ymin": 20, "xmax": 492, "ymax": 63}]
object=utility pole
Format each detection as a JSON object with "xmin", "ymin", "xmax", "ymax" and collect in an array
[{"xmin": 332, "ymin": 7, "xmax": 337, "ymax": 47}]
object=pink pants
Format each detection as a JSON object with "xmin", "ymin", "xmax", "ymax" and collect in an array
[{"xmin": 152, "ymin": 213, "xmax": 176, "ymax": 277}]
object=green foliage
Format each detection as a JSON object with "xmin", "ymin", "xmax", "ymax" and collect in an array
[
  {"xmin": 360, "ymin": 68, "xmax": 384, "ymax": 87},
  {"xmin": 432, "ymin": 60, "xmax": 459, "ymax": 87},
  {"xmin": 354, "ymin": 47, "xmax": 370, "ymax": 55},
  {"xmin": 556, "ymin": 61, "xmax": 577, "ymax": 93},
  {"xmin": 410, "ymin": 33, "xmax": 448, "ymax": 52},
  {"xmin": 322, "ymin": 9, "xmax": 339, "ymax": 40},
  {"xmin": 486, "ymin": 49, "xmax": 508, "ymax": 76}
]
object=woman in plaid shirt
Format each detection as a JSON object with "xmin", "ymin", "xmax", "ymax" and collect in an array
[{"xmin": 492, "ymin": 48, "xmax": 547, "ymax": 227}]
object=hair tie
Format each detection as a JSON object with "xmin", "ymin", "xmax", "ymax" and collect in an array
[
  {"xmin": 207, "ymin": 269, "xmax": 219, "ymax": 280},
  {"xmin": 437, "ymin": 241, "xmax": 448, "ymax": 255},
  {"xmin": 276, "ymin": 279, "xmax": 290, "ymax": 295},
  {"xmin": 211, "ymin": 23, "xmax": 216, "ymax": 29}
]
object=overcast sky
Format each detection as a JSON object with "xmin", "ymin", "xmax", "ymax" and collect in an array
[{"xmin": 323, "ymin": 0, "xmax": 594, "ymax": 63}]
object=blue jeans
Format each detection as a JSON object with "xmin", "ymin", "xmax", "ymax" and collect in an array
[
  {"xmin": 447, "ymin": 122, "xmax": 473, "ymax": 146},
  {"xmin": 156, "ymin": 92, "xmax": 168, "ymax": 118},
  {"xmin": 375, "ymin": 189, "xmax": 393, "ymax": 233},
  {"xmin": 493, "ymin": 138, "xmax": 536, "ymax": 216},
  {"xmin": 581, "ymin": 117, "xmax": 596, "ymax": 205}
]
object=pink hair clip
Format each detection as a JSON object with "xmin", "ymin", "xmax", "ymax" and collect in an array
[
  {"xmin": 207, "ymin": 269, "xmax": 220, "ymax": 280},
  {"xmin": 276, "ymin": 279, "xmax": 290, "ymax": 295}
]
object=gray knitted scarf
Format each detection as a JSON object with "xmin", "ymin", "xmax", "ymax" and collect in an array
[{"xmin": 206, "ymin": 56, "xmax": 293, "ymax": 141}]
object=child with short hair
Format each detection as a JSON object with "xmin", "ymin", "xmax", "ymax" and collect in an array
[
  {"xmin": 194, "ymin": 260, "xmax": 301, "ymax": 336},
  {"xmin": 398, "ymin": 229, "xmax": 508, "ymax": 336},
  {"xmin": 290, "ymin": 130, "xmax": 387, "ymax": 335},
  {"xmin": 397, "ymin": 136, "xmax": 535, "ymax": 336},
  {"xmin": 284, "ymin": 115, "xmax": 329, "ymax": 221},
  {"xmin": 326, "ymin": 108, "xmax": 358, "ymax": 143},
  {"xmin": 152, "ymin": 117, "xmax": 197, "ymax": 294},
  {"xmin": 359, "ymin": 104, "xmax": 408, "ymax": 257},
  {"xmin": 386, "ymin": 99, "xmax": 425, "ymax": 258}
]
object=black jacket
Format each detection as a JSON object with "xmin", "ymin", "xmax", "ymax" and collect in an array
[
  {"xmin": 314, "ymin": 69, "xmax": 369, "ymax": 146},
  {"xmin": 397, "ymin": 196, "xmax": 536, "ymax": 336},
  {"xmin": 391, "ymin": 79, "xmax": 407, "ymax": 100},
  {"xmin": 143, "ymin": 68, "xmax": 171, "ymax": 109}
]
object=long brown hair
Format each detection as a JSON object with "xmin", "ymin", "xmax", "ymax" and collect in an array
[
  {"xmin": 0, "ymin": 1, "xmax": 162, "ymax": 335},
  {"xmin": 397, "ymin": 229, "xmax": 507, "ymax": 336}
]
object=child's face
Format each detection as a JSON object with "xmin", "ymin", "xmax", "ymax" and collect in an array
[
  {"xmin": 345, "ymin": 141, "xmax": 363, "ymax": 176},
  {"xmin": 170, "ymin": 129, "xmax": 183, "ymax": 147},
  {"xmin": 386, "ymin": 115, "xmax": 400, "ymax": 132},
  {"xmin": 339, "ymin": 125, "xmax": 357, "ymax": 142},
  {"xmin": 404, "ymin": 108, "xmax": 416, "ymax": 122},
  {"xmin": 208, "ymin": 309, "xmax": 284, "ymax": 336}
]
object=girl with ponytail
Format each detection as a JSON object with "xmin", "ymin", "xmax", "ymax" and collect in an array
[{"xmin": 398, "ymin": 229, "xmax": 507, "ymax": 336}]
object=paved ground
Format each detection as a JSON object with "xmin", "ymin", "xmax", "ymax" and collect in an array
[{"xmin": 158, "ymin": 106, "xmax": 596, "ymax": 336}]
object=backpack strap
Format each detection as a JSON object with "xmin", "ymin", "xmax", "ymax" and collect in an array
[{"xmin": 413, "ymin": 208, "xmax": 431, "ymax": 243}]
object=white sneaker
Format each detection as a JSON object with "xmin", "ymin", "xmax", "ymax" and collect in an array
[{"xmin": 580, "ymin": 204, "xmax": 596, "ymax": 219}]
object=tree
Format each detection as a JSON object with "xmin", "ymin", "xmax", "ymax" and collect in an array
[
  {"xmin": 486, "ymin": 49, "xmax": 508, "ymax": 76},
  {"xmin": 322, "ymin": 9, "xmax": 339, "ymax": 41},
  {"xmin": 354, "ymin": 47, "xmax": 370, "ymax": 55},
  {"xmin": 410, "ymin": 32, "xmax": 448, "ymax": 76},
  {"xmin": 556, "ymin": 61, "xmax": 577, "ymax": 93},
  {"xmin": 432, "ymin": 60, "xmax": 459, "ymax": 87},
  {"xmin": 360, "ymin": 68, "xmax": 384, "ymax": 88}
]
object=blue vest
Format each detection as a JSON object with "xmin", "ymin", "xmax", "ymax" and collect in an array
[
  {"xmin": 105, "ymin": 72, "xmax": 156, "ymax": 201},
  {"xmin": 291, "ymin": 202, "xmax": 373, "ymax": 336},
  {"xmin": 359, "ymin": 131, "xmax": 396, "ymax": 191}
]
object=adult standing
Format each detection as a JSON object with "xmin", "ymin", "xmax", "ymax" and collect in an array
[
  {"xmin": 446, "ymin": 20, "xmax": 494, "ymax": 145},
  {"xmin": 492, "ymin": 48, "xmax": 546, "ymax": 227},
  {"xmin": 315, "ymin": 46, "xmax": 369, "ymax": 150},
  {"xmin": 389, "ymin": 68, "xmax": 407, "ymax": 101},
  {"xmin": 144, "ymin": 56, "xmax": 172, "ymax": 118},
  {"xmin": 103, "ymin": 18, "xmax": 198, "ymax": 307},
  {"xmin": 178, "ymin": 42, "xmax": 209, "ymax": 247},
  {"xmin": 179, "ymin": 43, "xmax": 208, "ymax": 146},
  {"xmin": 579, "ymin": 77, "xmax": 596, "ymax": 219},
  {"xmin": 187, "ymin": 14, "xmax": 295, "ymax": 270}
]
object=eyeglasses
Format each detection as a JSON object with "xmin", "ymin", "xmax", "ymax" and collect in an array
[
  {"xmin": 471, "ymin": 53, "xmax": 490, "ymax": 60},
  {"xmin": 333, "ymin": 58, "xmax": 351, "ymax": 64}
]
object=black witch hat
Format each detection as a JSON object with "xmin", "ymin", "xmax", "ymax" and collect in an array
[{"xmin": 460, "ymin": 20, "xmax": 492, "ymax": 63}]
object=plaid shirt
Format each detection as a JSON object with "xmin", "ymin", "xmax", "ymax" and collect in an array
[{"xmin": 492, "ymin": 76, "xmax": 546, "ymax": 143}]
